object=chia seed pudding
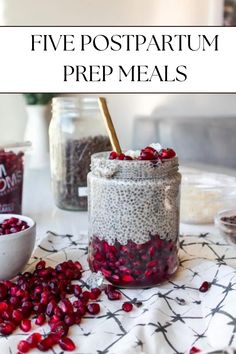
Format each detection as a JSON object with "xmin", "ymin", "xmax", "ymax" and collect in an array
[{"xmin": 88, "ymin": 145, "xmax": 181, "ymax": 288}]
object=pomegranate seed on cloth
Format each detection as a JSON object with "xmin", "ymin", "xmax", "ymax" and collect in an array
[
  {"xmin": 199, "ymin": 281, "xmax": 211, "ymax": 293},
  {"xmin": 87, "ymin": 303, "xmax": 100, "ymax": 315},
  {"xmin": 20, "ymin": 319, "xmax": 31, "ymax": 332},
  {"xmin": 189, "ymin": 346, "xmax": 201, "ymax": 353},
  {"xmin": 17, "ymin": 339, "xmax": 31, "ymax": 353},
  {"xmin": 59, "ymin": 337, "xmax": 76, "ymax": 351},
  {"xmin": 122, "ymin": 302, "xmax": 133, "ymax": 312},
  {"xmin": 26, "ymin": 332, "xmax": 42, "ymax": 347}
]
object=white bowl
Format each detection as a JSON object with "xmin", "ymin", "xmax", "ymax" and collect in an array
[
  {"xmin": 0, "ymin": 214, "xmax": 36, "ymax": 280},
  {"xmin": 215, "ymin": 209, "xmax": 236, "ymax": 246}
]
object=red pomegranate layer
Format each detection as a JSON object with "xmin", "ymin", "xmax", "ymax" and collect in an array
[{"xmin": 88, "ymin": 234, "xmax": 179, "ymax": 287}]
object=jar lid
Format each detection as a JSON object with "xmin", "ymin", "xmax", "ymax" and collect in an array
[
  {"xmin": 52, "ymin": 96, "xmax": 99, "ymax": 116},
  {"xmin": 0, "ymin": 141, "xmax": 31, "ymax": 153}
]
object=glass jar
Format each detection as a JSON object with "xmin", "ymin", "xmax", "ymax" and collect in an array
[
  {"xmin": 49, "ymin": 97, "xmax": 111, "ymax": 211},
  {"xmin": 88, "ymin": 152, "xmax": 181, "ymax": 288}
]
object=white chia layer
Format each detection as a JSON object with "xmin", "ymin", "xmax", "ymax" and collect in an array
[{"xmin": 88, "ymin": 153, "xmax": 181, "ymax": 245}]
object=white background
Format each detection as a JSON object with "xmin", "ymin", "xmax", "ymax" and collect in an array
[
  {"xmin": 0, "ymin": 0, "xmax": 234, "ymax": 150},
  {"xmin": 0, "ymin": 26, "xmax": 235, "ymax": 93}
]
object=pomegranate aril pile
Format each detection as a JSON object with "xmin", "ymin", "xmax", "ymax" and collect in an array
[
  {"xmin": 0, "ymin": 259, "xmax": 133, "ymax": 353},
  {"xmin": 0, "ymin": 217, "xmax": 29, "ymax": 236},
  {"xmin": 0, "ymin": 149, "xmax": 24, "ymax": 214},
  {"xmin": 89, "ymin": 234, "xmax": 178, "ymax": 287},
  {"xmin": 109, "ymin": 145, "xmax": 176, "ymax": 161}
]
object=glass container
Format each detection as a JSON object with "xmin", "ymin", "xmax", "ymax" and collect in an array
[
  {"xmin": 88, "ymin": 152, "xmax": 181, "ymax": 288},
  {"xmin": 49, "ymin": 96, "xmax": 111, "ymax": 211},
  {"xmin": 181, "ymin": 169, "xmax": 236, "ymax": 224}
]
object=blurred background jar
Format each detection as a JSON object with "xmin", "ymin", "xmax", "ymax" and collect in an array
[{"xmin": 49, "ymin": 96, "xmax": 111, "ymax": 211}]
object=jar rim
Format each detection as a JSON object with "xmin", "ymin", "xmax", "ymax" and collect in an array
[{"xmin": 90, "ymin": 152, "xmax": 179, "ymax": 179}]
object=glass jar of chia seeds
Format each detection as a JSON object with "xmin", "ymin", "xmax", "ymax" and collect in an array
[
  {"xmin": 88, "ymin": 152, "xmax": 181, "ymax": 288},
  {"xmin": 49, "ymin": 96, "xmax": 111, "ymax": 211}
]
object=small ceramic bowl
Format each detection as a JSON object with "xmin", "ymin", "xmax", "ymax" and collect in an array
[
  {"xmin": 0, "ymin": 214, "xmax": 36, "ymax": 280},
  {"xmin": 215, "ymin": 209, "xmax": 236, "ymax": 245}
]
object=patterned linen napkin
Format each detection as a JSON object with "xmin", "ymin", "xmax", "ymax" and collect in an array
[{"xmin": 0, "ymin": 231, "xmax": 236, "ymax": 354}]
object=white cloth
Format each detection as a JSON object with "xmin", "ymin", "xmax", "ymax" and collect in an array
[{"xmin": 1, "ymin": 231, "xmax": 236, "ymax": 354}]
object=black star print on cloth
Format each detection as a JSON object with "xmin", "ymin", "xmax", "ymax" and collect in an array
[{"xmin": 1, "ymin": 232, "xmax": 236, "ymax": 354}]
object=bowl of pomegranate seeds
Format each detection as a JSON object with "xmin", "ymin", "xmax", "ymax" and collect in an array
[
  {"xmin": 0, "ymin": 214, "xmax": 36, "ymax": 279},
  {"xmin": 215, "ymin": 209, "xmax": 236, "ymax": 245}
]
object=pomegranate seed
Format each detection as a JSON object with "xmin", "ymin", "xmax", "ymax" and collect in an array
[
  {"xmin": 20, "ymin": 319, "xmax": 31, "ymax": 332},
  {"xmin": 75, "ymin": 303, "xmax": 86, "ymax": 316},
  {"xmin": 109, "ymin": 151, "xmax": 118, "ymax": 160},
  {"xmin": 118, "ymin": 153, "xmax": 125, "ymax": 160},
  {"xmin": 189, "ymin": 346, "xmax": 201, "ymax": 354},
  {"xmin": 35, "ymin": 313, "xmax": 46, "ymax": 326},
  {"xmin": 36, "ymin": 260, "xmax": 46, "ymax": 270},
  {"xmin": 33, "ymin": 303, "xmax": 44, "ymax": 314},
  {"xmin": 49, "ymin": 315, "xmax": 61, "ymax": 326},
  {"xmin": 64, "ymin": 314, "xmax": 76, "ymax": 327},
  {"xmin": 50, "ymin": 321, "xmax": 69, "ymax": 338},
  {"xmin": 138, "ymin": 151, "xmax": 155, "ymax": 160},
  {"xmin": 10, "ymin": 286, "xmax": 18, "ymax": 296},
  {"xmin": 37, "ymin": 335, "xmax": 55, "ymax": 351},
  {"xmin": 10, "ymin": 296, "xmax": 20, "ymax": 308},
  {"xmin": 40, "ymin": 291, "xmax": 51, "ymax": 305},
  {"xmin": 0, "ymin": 284, "xmax": 7, "ymax": 300},
  {"xmin": 90, "ymin": 288, "xmax": 101, "ymax": 300},
  {"xmin": 121, "ymin": 274, "xmax": 134, "ymax": 283},
  {"xmin": 46, "ymin": 299, "xmax": 57, "ymax": 317},
  {"xmin": 81, "ymin": 291, "xmax": 91, "ymax": 302},
  {"xmin": 199, "ymin": 281, "xmax": 211, "ymax": 293},
  {"xmin": 124, "ymin": 155, "xmax": 133, "ymax": 160},
  {"xmin": 12, "ymin": 309, "xmax": 23, "ymax": 324},
  {"xmin": 0, "ymin": 321, "xmax": 15, "ymax": 335},
  {"xmin": 16, "ymin": 289, "xmax": 26, "ymax": 298},
  {"xmin": 160, "ymin": 148, "xmax": 176, "ymax": 159},
  {"xmin": 27, "ymin": 332, "xmax": 42, "ymax": 347},
  {"xmin": 122, "ymin": 302, "xmax": 133, "ymax": 312},
  {"xmin": 17, "ymin": 340, "xmax": 31, "ymax": 353},
  {"xmin": 53, "ymin": 306, "xmax": 63, "ymax": 318},
  {"xmin": 0, "ymin": 302, "xmax": 8, "ymax": 312},
  {"xmin": 87, "ymin": 303, "xmax": 100, "ymax": 315},
  {"xmin": 74, "ymin": 261, "xmax": 82, "ymax": 271},
  {"xmin": 58, "ymin": 299, "xmax": 73, "ymax": 314},
  {"xmin": 59, "ymin": 337, "xmax": 76, "ymax": 351},
  {"xmin": 73, "ymin": 285, "xmax": 82, "ymax": 297},
  {"xmin": 105, "ymin": 286, "xmax": 122, "ymax": 301}
]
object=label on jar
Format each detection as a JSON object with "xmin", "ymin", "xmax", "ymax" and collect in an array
[
  {"xmin": 0, "ymin": 164, "xmax": 22, "ymax": 193},
  {"xmin": 78, "ymin": 187, "xmax": 88, "ymax": 197},
  {"xmin": 0, "ymin": 160, "xmax": 23, "ymax": 214}
]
